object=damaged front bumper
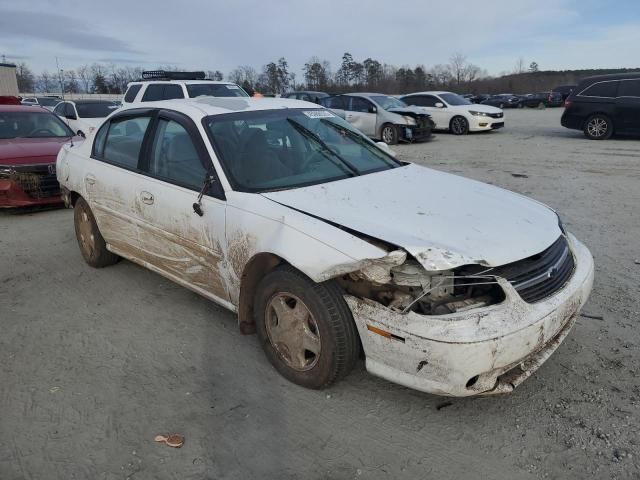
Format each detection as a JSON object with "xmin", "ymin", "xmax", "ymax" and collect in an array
[{"xmin": 345, "ymin": 234, "xmax": 594, "ymax": 397}]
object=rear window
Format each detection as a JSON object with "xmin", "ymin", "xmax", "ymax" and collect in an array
[
  {"xmin": 124, "ymin": 84, "xmax": 142, "ymax": 103},
  {"xmin": 580, "ymin": 81, "xmax": 619, "ymax": 98},
  {"xmin": 618, "ymin": 79, "xmax": 640, "ymax": 97},
  {"xmin": 186, "ymin": 83, "xmax": 248, "ymax": 98}
]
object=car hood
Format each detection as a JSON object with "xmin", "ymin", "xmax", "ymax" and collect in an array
[
  {"xmin": 0, "ymin": 137, "xmax": 76, "ymax": 165},
  {"xmin": 387, "ymin": 106, "xmax": 431, "ymax": 117},
  {"xmin": 262, "ymin": 163, "xmax": 561, "ymax": 271},
  {"xmin": 453, "ymin": 104, "xmax": 502, "ymax": 114}
]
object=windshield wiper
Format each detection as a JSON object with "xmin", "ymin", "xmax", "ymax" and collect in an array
[
  {"xmin": 319, "ymin": 119, "xmax": 398, "ymax": 167},
  {"xmin": 286, "ymin": 118, "xmax": 359, "ymax": 177}
]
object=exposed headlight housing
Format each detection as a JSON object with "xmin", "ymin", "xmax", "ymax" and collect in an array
[
  {"xmin": 401, "ymin": 116, "xmax": 417, "ymax": 125},
  {"xmin": 469, "ymin": 110, "xmax": 488, "ymax": 117}
]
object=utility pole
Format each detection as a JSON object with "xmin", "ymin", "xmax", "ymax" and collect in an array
[{"xmin": 56, "ymin": 57, "xmax": 65, "ymax": 98}]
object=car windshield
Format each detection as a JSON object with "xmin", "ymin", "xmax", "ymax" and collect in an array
[
  {"xmin": 205, "ymin": 108, "xmax": 401, "ymax": 192},
  {"xmin": 187, "ymin": 84, "xmax": 249, "ymax": 98},
  {"xmin": 439, "ymin": 93, "xmax": 472, "ymax": 106},
  {"xmin": 369, "ymin": 95, "xmax": 407, "ymax": 110},
  {"xmin": 0, "ymin": 111, "xmax": 74, "ymax": 139},
  {"xmin": 37, "ymin": 97, "xmax": 60, "ymax": 107},
  {"xmin": 76, "ymin": 102, "xmax": 119, "ymax": 118}
]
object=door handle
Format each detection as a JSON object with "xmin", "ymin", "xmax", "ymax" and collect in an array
[
  {"xmin": 85, "ymin": 174, "xmax": 96, "ymax": 185},
  {"xmin": 140, "ymin": 191, "xmax": 154, "ymax": 205}
]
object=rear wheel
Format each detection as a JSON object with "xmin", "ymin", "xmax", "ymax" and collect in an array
[
  {"xmin": 450, "ymin": 116, "xmax": 469, "ymax": 135},
  {"xmin": 73, "ymin": 197, "xmax": 119, "ymax": 267},
  {"xmin": 584, "ymin": 114, "xmax": 613, "ymax": 140},
  {"xmin": 380, "ymin": 124, "xmax": 398, "ymax": 145},
  {"xmin": 254, "ymin": 266, "xmax": 359, "ymax": 389}
]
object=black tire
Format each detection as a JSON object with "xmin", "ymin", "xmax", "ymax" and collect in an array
[
  {"xmin": 73, "ymin": 197, "xmax": 120, "ymax": 268},
  {"xmin": 583, "ymin": 114, "xmax": 613, "ymax": 140},
  {"xmin": 254, "ymin": 266, "xmax": 359, "ymax": 389},
  {"xmin": 380, "ymin": 124, "xmax": 398, "ymax": 145},
  {"xmin": 450, "ymin": 116, "xmax": 469, "ymax": 135}
]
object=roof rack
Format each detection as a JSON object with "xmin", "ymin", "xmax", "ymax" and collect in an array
[{"xmin": 141, "ymin": 70, "xmax": 207, "ymax": 81}]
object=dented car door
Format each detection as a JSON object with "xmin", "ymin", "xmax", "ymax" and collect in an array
[
  {"xmin": 135, "ymin": 110, "xmax": 229, "ymax": 302},
  {"xmin": 344, "ymin": 96, "xmax": 377, "ymax": 137},
  {"xmin": 85, "ymin": 113, "xmax": 153, "ymax": 258}
]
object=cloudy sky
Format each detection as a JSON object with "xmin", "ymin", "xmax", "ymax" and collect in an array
[{"xmin": 1, "ymin": 0, "xmax": 639, "ymax": 77}]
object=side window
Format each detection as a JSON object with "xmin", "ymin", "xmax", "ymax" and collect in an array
[
  {"xmin": 162, "ymin": 84, "xmax": 184, "ymax": 100},
  {"xmin": 92, "ymin": 123, "xmax": 109, "ymax": 157},
  {"xmin": 350, "ymin": 97, "xmax": 373, "ymax": 113},
  {"xmin": 142, "ymin": 84, "xmax": 165, "ymax": 102},
  {"xmin": 618, "ymin": 79, "xmax": 640, "ymax": 97},
  {"xmin": 124, "ymin": 84, "xmax": 142, "ymax": 103},
  {"xmin": 65, "ymin": 103, "xmax": 76, "ymax": 118},
  {"xmin": 403, "ymin": 96, "xmax": 424, "ymax": 106},
  {"xmin": 580, "ymin": 81, "xmax": 619, "ymax": 98},
  {"xmin": 53, "ymin": 103, "xmax": 65, "ymax": 116},
  {"xmin": 325, "ymin": 96, "xmax": 345, "ymax": 109},
  {"xmin": 148, "ymin": 118, "xmax": 207, "ymax": 190},
  {"xmin": 421, "ymin": 95, "xmax": 440, "ymax": 107},
  {"xmin": 102, "ymin": 116, "xmax": 151, "ymax": 169}
]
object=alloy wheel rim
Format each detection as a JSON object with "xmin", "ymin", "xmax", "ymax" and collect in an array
[
  {"xmin": 588, "ymin": 118, "xmax": 607, "ymax": 137},
  {"xmin": 452, "ymin": 118, "xmax": 465, "ymax": 134},
  {"xmin": 382, "ymin": 127, "xmax": 394, "ymax": 143},
  {"xmin": 265, "ymin": 293, "xmax": 321, "ymax": 371}
]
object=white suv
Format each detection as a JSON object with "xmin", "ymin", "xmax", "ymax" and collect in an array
[{"xmin": 123, "ymin": 70, "xmax": 249, "ymax": 104}]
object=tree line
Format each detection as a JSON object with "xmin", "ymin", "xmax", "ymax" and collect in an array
[{"xmin": 13, "ymin": 53, "xmax": 640, "ymax": 96}]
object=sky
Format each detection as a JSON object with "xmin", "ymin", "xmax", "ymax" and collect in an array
[{"xmin": 1, "ymin": 0, "xmax": 639, "ymax": 78}]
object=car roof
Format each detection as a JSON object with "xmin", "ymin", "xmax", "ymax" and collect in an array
[
  {"xmin": 68, "ymin": 99, "xmax": 118, "ymax": 104},
  {"xmin": 579, "ymin": 72, "xmax": 640, "ymax": 84},
  {"xmin": 115, "ymin": 97, "xmax": 323, "ymax": 119},
  {"xmin": 0, "ymin": 105, "xmax": 52, "ymax": 112},
  {"xmin": 402, "ymin": 91, "xmax": 450, "ymax": 96},
  {"xmin": 128, "ymin": 80, "xmax": 239, "ymax": 86}
]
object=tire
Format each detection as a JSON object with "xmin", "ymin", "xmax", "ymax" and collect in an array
[
  {"xmin": 583, "ymin": 114, "xmax": 613, "ymax": 140},
  {"xmin": 254, "ymin": 266, "xmax": 359, "ymax": 389},
  {"xmin": 73, "ymin": 197, "xmax": 120, "ymax": 268},
  {"xmin": 499, "ymin": 103, "xmax": 505, "ymax": 109},
  {"xmin": 450, "ymin": 116, "xmax": 469, "ymax": 135},
  {"xmin": 380, "ymin": 124, "xmax": 398, "ymax": 145}
]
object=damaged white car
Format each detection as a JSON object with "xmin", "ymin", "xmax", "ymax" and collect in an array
[{"xmin": 57, "ymin": 97, "xmax": 594, "ymax": 396}]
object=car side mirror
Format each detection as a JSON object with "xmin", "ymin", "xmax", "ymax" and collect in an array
[
  {"xmin": 65, "ymin": 113, "xmax": 77, "ymax": 120},
  {"xmin": 368, "ymin": 106, "xmax": 377, "ymax": 114},
  {"xmin": 435, "ymin": 102, "xmax": 445, "ymax": 108},
  {"xmin": 376, "ymin": 141, "xmax": 397, "ymax": 157}
]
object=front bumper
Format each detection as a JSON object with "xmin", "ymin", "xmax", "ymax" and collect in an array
[
  {"xmin": 469, "ymin": 115, "xmax": 504, "ymax": 132},
  {"xmin": 345, "ymin": 234, "xmax": 594, "ymax": 397},
  {"xmin": 399, "ymin": 124, "xmax": 432, "ymax": 142},
  {"xmin": 0, "ymin": 178, "xmax": 62, "ymax": 208}
]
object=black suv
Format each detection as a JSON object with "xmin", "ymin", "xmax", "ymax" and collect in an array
[{"xmin": 561, "ymin": 73, "xmax": 640, "ymax": 140}]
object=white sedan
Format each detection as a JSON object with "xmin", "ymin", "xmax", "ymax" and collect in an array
[
  {"xmin": 400, "ymin": 91, "xmax": 505, "ymax": 135},
  {"xmin": 53, "ymin": 99, "xmax": 119, "ymax": 137},
  {"xmin": 57, "ymin": 97, "xmax": 593, "ymax": 396}
]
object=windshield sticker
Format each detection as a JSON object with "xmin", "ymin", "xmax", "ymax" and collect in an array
[
  {"xmin": 302, "ymin": 110, "xmax": 335, "ymax": 119},
  {"xmin": 226, "ymin": 85, "xmax": 240, "ymax": 89}
]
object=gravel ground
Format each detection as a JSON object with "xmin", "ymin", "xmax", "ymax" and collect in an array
[{"xmin": 1, "ymin": 107, "xmax": 638, "ymax": 479}]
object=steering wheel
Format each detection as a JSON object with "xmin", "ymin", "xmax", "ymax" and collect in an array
[{"xmin": 28, "ymin": 128, "xmax": 56, "ymax": 137}]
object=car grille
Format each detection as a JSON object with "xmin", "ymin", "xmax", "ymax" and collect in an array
[
  {"xmin": 495, "ymin": 236, "xmax": 575, "ymax": 303},
  {"xmin": 489, "ymin": 112, "xmax": 503, "ymax": 118},
  {"xmin": 3, "ymin": 164, "xmax": 60, "ymax": 199}
]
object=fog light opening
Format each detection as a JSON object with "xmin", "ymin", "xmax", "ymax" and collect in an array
[{"xmin": 466, "ymin": 375, "xmax": 479, "ymax": 389}]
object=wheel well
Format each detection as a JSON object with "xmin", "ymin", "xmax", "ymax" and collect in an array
[
  {"xmin": 69, "ymin": 191, "xmax": 81, "ymax": 206},
  {"xmin": 237, "ymin": 252, "xmax": 287, "ymax": 334}
]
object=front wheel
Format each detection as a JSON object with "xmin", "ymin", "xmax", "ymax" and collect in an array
[
  {"xmin": 254, "ymin": 266, "xmax": 359, "ymax": 389},
  {"xmin": 584, "ymin": 114, "xmax": 613, "ymax": 140},
  {"xmin": 450, "ymin": 116, "xmax": 469, "ymax": 135},
  {"xmin": 380, "ymin": 124, "xmax": 398, "ymax": 145}
]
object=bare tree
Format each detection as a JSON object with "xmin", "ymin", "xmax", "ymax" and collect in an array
[
  {"xmin": 514, "ymin": 57, "xmax": 526, "ymax": 74},
  {"xmin": 77, "ymin": 65, "xmax": 92, "ymax": 93}
]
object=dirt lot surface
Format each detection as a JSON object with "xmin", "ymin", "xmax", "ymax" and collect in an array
[{"xmin": 1, "ymin": 108, "xmax": 638, "ymax": 479}]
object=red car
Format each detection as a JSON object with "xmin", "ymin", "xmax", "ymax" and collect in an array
[{"xmin": 0, "ymin": 105, "xmax": 78, "ymax": 208}]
